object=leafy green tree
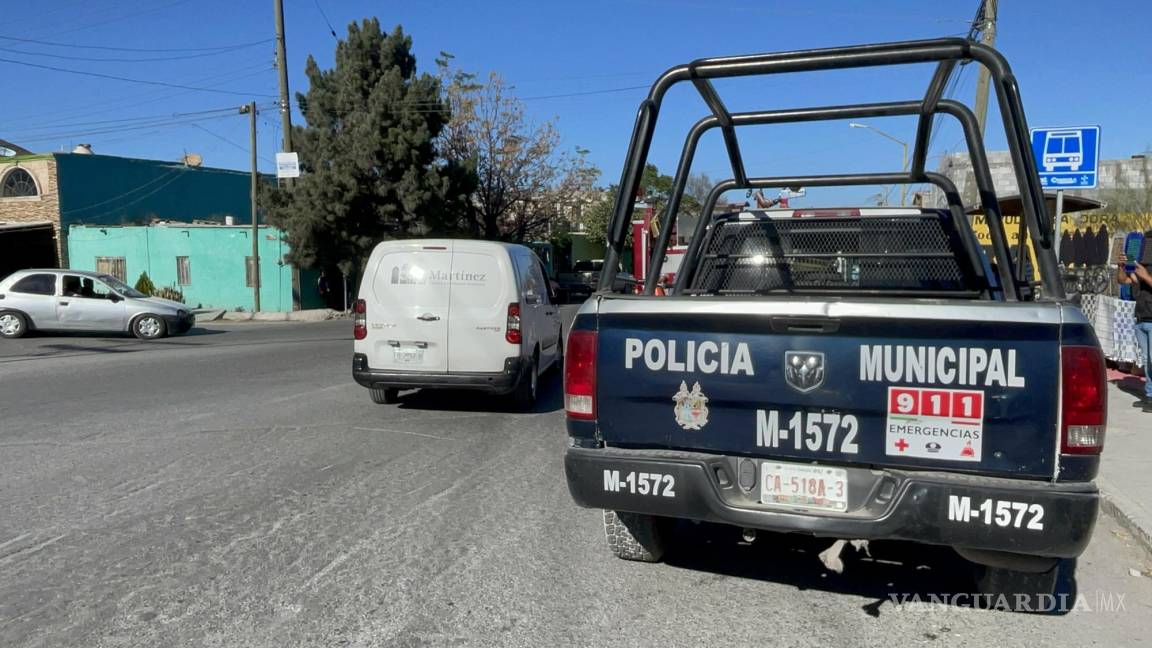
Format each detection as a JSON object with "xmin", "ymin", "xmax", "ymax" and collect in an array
[
  {"xmin": 261, "ymin": 21, "xmax": 475, "ymax": 275},
  {"xmin": 581, "ymin": 165, "xmax": 706, "ymax": 247},
  {"xmin": 133, "ymin": 272, "xmax": 156, "ymax": 297},
  {"xmin": 437, "ymin": 56, "xmax": 599, "ymax": 242}
]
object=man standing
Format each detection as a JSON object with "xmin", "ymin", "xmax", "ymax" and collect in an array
[
  {"xmin": 316, "ymin": 271, "xmax": 332, "ymax": 309},
  {"xmin": 1116, "ymin": 259, "xmax": 1152, "ymax": 411}
]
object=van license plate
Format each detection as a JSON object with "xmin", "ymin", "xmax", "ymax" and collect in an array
[
  {"xmin": 760, "ymin": 462, "xmax": 848, "ymax": 512},
  {"xmin": 393, "ymin": 347, "xmax": 424, "ymax": 365}
]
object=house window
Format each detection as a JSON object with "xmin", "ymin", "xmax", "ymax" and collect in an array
[
  {"xmin": 1, "ymin": 168, "xmax": 38, "ymax": 197},
  {"xmin": 95, "ymin": 257, "xmax": 127, "ymax": 281},
  {"xmin": 245, "ymin": 256, "xmax": 259, "ymax": 287},
  {"xmin": 176, "ymin": 256, "xmax": 191, "ymax": 285}
]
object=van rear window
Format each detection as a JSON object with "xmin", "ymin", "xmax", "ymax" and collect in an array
[
  {"xmin": 450, "ymin": 252, "xmax": 503, "ymax": 308},
  {"xmin": 370, "ymin": 250, "xmax": 453, "ymax": 307}
]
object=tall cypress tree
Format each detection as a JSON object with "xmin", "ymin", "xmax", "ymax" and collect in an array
[{"xmin": 263, "ymin": 20, "xmax": 474, "ymax": 275}]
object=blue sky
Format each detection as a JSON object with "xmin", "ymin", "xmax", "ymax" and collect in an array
[{"xmin": 3, "ymin": 0, "xmax": 1150, "ymax": 206}]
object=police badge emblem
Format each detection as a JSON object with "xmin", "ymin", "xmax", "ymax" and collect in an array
[{"xmin": 673, "ymin": 380, "xmax": 710, "ymax": 430}]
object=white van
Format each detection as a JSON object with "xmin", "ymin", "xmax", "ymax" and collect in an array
[{"xmin": 352, "ymin": 239, "xmax": 563, "ymax": 406}]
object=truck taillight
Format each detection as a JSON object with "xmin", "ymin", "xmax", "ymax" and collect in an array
[
  {"xmin": 506, "ymin": 303, "xmax": 522, "ymax": 344},
  {"xmin": 565, "ymin": 330, "xmax": 597, "ymax": 419},
  {"xmin": 353, "ymin": 299, "xmax": 367, "ymax": 340},
  {"xmin": 1060, "ymin": 346, "xmax": 1106, "ymax": 454}
]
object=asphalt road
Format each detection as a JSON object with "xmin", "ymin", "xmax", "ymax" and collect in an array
[{"xmin": 1, "ymin": 315, "xmax": 1151, "ymax": 647}]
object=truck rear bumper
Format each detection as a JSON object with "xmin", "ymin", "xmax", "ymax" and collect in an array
[
  {"xmin": 352, "ymin": 353, "xmax": 524, "ymax": 394},
  {"xmin": 565, "ymin": 446, "xmax": 1098, "ymax": 559}
]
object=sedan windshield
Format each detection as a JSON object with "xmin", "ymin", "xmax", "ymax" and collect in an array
[{"xmin": 99, "ymin": 275, "xmax": 147, "ymax": 298}]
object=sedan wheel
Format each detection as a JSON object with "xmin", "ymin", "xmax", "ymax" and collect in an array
[
  {"xmin": 133, "ymin": 315, "xmax": 167, "ymax": 340},
  {"xmin": 0, "ymin": 312, "xmax": 28, "ymax": 339}
]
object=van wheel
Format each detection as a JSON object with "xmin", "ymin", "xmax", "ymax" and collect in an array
[
  {"xmin": 514, "ymin": 353, "xmax": 538, "ymax": 408},
  {"xmin": 975, "ymin": 562, "xmax": 1062, "ymax": 612},
  {"xmin": 0, "ymin": 311, "xmax": 29, "ymax": 339},
  {"xmin": 369, "ymin": 387, "xmax": 399, "ymax": 404},
  {"xmin": 603, "ymin": 510, "xmax": 665, "ymax": 562}
]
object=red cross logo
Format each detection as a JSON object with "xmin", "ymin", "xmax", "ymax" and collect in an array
[{"xmin": 894, "ymin": 438, "xmax": 909, "ymax": 452}]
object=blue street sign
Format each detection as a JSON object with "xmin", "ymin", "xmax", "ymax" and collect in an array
[{"xmin": 1029, "ymin": 125, "xmax": 1100, "ymax": 189}]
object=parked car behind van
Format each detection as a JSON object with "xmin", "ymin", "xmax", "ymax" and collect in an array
[{"xmin": 352, "ymin": 239, "xmax": 563, "ymax": 407}]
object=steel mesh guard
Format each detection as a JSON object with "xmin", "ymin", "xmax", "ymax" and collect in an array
[{"xmin": 688, "ymin": 212, "xmax": 974, "ymax": 294}]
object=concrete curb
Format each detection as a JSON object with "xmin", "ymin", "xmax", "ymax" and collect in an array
[
  {"xmin": 211, "ymin": 309, "xmax": 350, "ymax": 323},
  {"xmin": 191, "ymin": 309, "xmax": 225, "ymax": 322},
  {"xmin": 1100, "ymin": 378, "xmax": 1152, "ymax": 555},
  {"xmin": 1100, "ymin": 490, "xmax": 1152, "ymax": 555}
]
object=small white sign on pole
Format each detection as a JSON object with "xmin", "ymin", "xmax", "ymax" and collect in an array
[{"xmin": 275, "ymin": 152, "xmax": 300, "ymax": 179}]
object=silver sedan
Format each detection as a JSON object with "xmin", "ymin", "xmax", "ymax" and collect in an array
[{"xmin": 0, "ymin": 269, "xmax": 194, "ymax": 340}]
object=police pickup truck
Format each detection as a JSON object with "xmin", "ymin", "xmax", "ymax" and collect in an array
[{"xmin": 562, "ymin": 38, "xmax": 1107, "ymax": 605}]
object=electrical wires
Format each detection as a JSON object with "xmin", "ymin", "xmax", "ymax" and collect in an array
[{"xmin": 0, "ymin": 57, "xmax": 278, "ymax": 98}]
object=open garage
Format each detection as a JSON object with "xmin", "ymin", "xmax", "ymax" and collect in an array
[{"xmin": 0, "ymin": 222, "xmax": 58, "ymax": 280}]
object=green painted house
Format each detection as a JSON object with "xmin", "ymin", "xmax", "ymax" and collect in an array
[{"xmin": 69, "ymin": 224, "xmax": 325, "ymax": 312}]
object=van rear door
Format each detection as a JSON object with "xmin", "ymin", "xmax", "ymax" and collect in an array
[
  {"xmin": 448, "ymin": 243, "xmax": 515, "ymax": 372},
  {"xmin": 366, "ymin": 242, "xmax": 453, "ymax": 373}
]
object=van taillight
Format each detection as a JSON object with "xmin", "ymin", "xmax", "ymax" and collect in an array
[
  {"xmin": 565, "ymin": 330, "xmax": 597, "ymax": 419},
  {"xmin": 353, "ymin": 299, "xmax": 367, "ymax": 340},
  {"xmin": 506, "ymin": 303, "xmax": 522, "ymax": 344},
  {"xmin": 1060, "ymin": 346, "xmax": 1106, "ymax": 454}
]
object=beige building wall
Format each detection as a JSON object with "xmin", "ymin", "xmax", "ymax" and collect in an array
[{"xmin": 0, "ymin": 156, "xmax": 64, "ymax": 264}]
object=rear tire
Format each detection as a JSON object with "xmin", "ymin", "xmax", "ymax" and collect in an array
[
  {"xmin": 369, "ymin": 387, "xmax": 399, "ymax": 404},
  {"xmin": 603, "ymin": 510, "xmax": 665, "ymax": 562},
  {"xmin": 975, "ymin": 562, "xmax": 1062, "ymax": 612},
  {"xmin": 514, "ymin": 353, "xmax": 538, "ymax": 408},
  {"xmin": 0, "ymin": 311, "xmax": 29, "ymax": 339}
]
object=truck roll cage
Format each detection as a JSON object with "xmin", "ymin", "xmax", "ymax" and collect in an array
[{"xmin": 599, "ymin": 37, "xmax": 1062, "ymax": 302}]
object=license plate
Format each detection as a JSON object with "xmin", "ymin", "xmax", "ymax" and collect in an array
[
  {"xmin": 393, "ymin": 346, "xmax": 424, "ymax": 365},
  {"xmin": 760, "ymin": 461, "xmax": 848, "ymax": 512}
]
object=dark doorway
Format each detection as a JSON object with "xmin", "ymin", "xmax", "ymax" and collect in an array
[{"xmin": 0, "ymin": 223, "xmax": 58, "ymax": 280}]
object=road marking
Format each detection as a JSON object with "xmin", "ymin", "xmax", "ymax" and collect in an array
[
  {"xmin": 352, "ymin": 426, "xmax": 454, "ymax": 441},
  {"xmin": 0, "ymin": 533, "xmax": 68, "ymax": 565},
  {"xmin": 266, "ymin": 384, "xmax": 346, "ymax": 405}
]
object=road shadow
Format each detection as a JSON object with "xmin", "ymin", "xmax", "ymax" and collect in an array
[
  {"xmin": 23, "ymin": 327, "xmax": 224, "ymax": 341},
  {"xmin": 394, "ymin": 368, "xmax": 564, "ymax": 414},
  {"xmin": 660, "ymin": 521, "xmax": 1077, "ymax": 617},
  {"xmin": 178, "ymin": 327, "xmax": 227, "ymax": 337},
  {"xmin": 1111, "ymin": 375, "xmax": 1148, "ymax": 401}
]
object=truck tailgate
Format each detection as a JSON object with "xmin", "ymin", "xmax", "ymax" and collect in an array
[{"xmin": 594, "ymin": 298, "xmax": 1062, "ymax": 479}]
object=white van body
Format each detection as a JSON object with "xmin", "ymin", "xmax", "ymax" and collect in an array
[{"xmin": 352, "ymin": 239, "xmax": 562, "ymax": 403}]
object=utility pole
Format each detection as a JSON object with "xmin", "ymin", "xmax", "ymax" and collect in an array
[
  {"xmin": 240, "ymin": 102, "xmax": 261, "ymax": 312},
  {"xmin": 972, "ymin": 0, "xmax": 998, "ymax": 137},
  {"xmin": 274, "ymin": 0, "xmax": 293, "ymax": 154}
]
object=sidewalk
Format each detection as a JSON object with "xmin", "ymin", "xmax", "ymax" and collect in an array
[
  {"xmin": 192, "ymin": 308, "xmax": 351, "ymax": 323},
  {"xmin": 1099, "ymin": 369, "xmax": 1152, "ymax": 552}
]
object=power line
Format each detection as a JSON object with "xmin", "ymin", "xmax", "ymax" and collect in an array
[
  {"xmin": 0, "ymin": 56, "xmax": 277, "ymax": 97},
  {"xmin": 15, "ymin": 113, "xmax": 242, "ymax": 145},
  {"xmin": 311, "ymin": 0, "xmax": 339, "ymax": 39},
  {"xmin": 7, "ymin": 106, "xmax": 263, "ymax": 136},
  {"xmin": 3, "ymin": 65, "xmax": 276, "ymax": 129},
  {"xmin": 0, "ymin": 33, "xmax": 272, "ymax": 53},
  {"xmin": 520, "ymin": 85, "xmax": 650, "ymax": 101},
  {"xmin": 46, "ymin": 0, "xmax": 196, "ymax": 41},
  {"xmin": 0, "ymin": 40, "xmax": 273, "ymax": 63},
  {"xmin": 190, "ymin": 123, "xmax": 276, "ymax": 165},
  {"xmin": 61, "ymin": 167, "xmax": 188, "ymax": 215}
]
